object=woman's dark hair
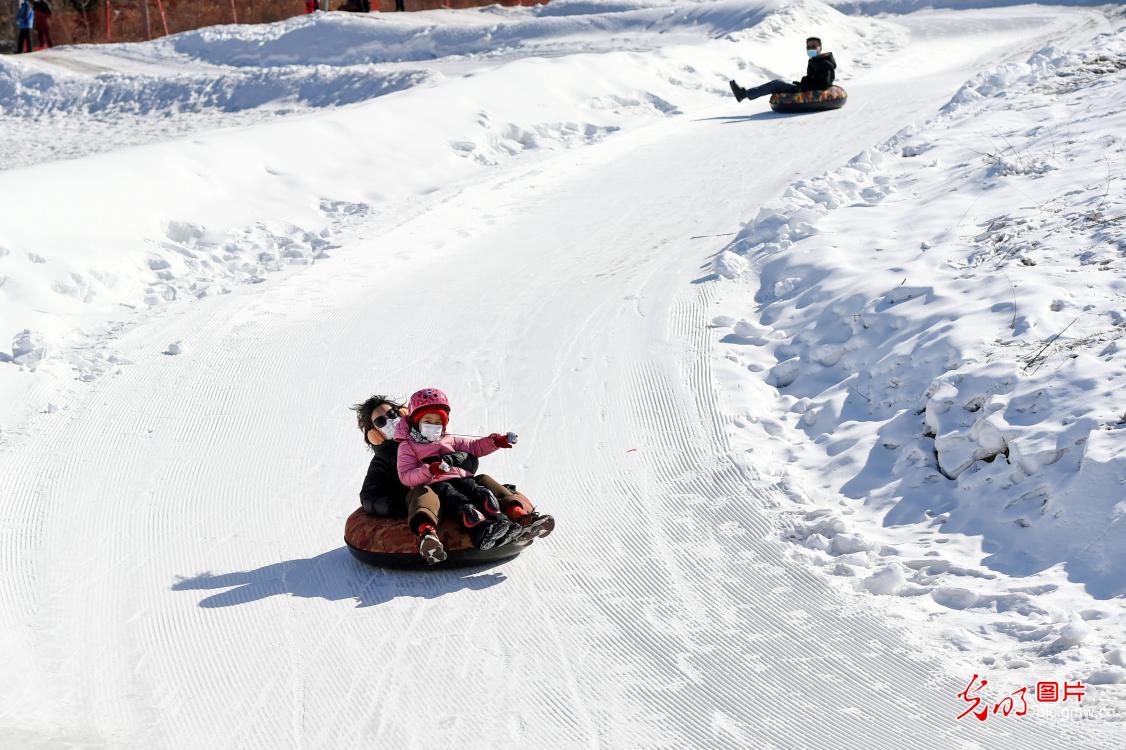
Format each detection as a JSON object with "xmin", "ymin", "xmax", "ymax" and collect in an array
[{"xmin": 350, "ymin": 395, "xmax": 403, "ymax": 451}]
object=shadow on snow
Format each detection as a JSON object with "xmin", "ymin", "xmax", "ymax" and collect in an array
[
  {"xmin": 695, "ymin": 111, "xmax": 798, "ymax": 123},
  {"xmin": 172, "ymin": 546, "xmax": 507, "ymax": 608}
]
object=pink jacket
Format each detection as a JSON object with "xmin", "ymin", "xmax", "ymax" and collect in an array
[{"xmin": 395, "ymin": 420, "xmax": 500, "ymax": 488}]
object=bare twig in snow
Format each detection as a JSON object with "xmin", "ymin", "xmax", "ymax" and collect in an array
[{"xmin": 1024, "ymin": 317, "xmax": 1079, "ymax": 373}]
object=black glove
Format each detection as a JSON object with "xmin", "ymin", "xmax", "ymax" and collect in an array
[
  {"xmin": 443, "ymin": 451, "xmax": 479, "ymax": 475},
  {"xmin": 440, "ymin": 451, "xmax": 471, "ymax": 468}
]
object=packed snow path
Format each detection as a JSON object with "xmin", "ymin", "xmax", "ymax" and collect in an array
[{"xmin": 1, "ymin": 5, "xmax": 1119, "ymax": 748}]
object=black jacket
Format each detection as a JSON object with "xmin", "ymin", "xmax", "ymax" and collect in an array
[
  {"xmin": 798, "ymin": 52, "xmax": 836, "ymax": 91},
  {"xmin": 359, "ymin": 442, "xmax": 479, "ymax": 517}
]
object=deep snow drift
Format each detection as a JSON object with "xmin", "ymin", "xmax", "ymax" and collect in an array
[{"xmin": 1, "ymin": 0, "xmax": 1124, "ymax": 747}]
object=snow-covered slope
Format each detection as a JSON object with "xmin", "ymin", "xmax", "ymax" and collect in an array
[
  {"xmin": 1, "ymin": 1, "xmax": 1123, "ymax": 747},
  {"xmin": 0, "ymin": 0, "xmax": 900, "ymax": 428},
  {"xmin": 709, "ymin": 19, "xmax": 1126, "ymax": 701},
  {"xmin": 0, "ymin": 0, "xmax": 893, "ymax": 164}
]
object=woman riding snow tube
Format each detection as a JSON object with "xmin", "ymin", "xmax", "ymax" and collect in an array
[
  {"xmin": 770, "ymin": 85, "xmax": 848, "ymax": 113},
  {"xmin": 344, "ymin": 394, "xmax": 555, "ymax": 569}
]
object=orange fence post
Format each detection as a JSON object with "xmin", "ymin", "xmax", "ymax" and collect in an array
[{"xmin": 155, "ymin": 0, "xmax": 169, "ymax": 36}]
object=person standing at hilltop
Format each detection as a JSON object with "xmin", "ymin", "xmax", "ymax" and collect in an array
[
  {"xmin": 32, "ymin": 0, "xmax": 52, "ymax": 50},
  {"xmin": 16, "ymin": 0, "xmax": 35, "ymax": 54}
]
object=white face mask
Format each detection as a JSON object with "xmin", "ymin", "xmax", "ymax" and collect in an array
[
  {"xmin": 378, "ymin": 418, "xmax": 399, "ymax": 440},
  {"xmin": 419, "ymin": 423, "xmax": 443, "ymax": 442},
  {"xmin": 807, "ymin": 49, "xmax": 819, "ymax": 58}
]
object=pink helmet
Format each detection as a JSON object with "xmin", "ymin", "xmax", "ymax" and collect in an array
[{"xmin": 408, "ymin": 388, "xmax": 450, "ymax": 426}]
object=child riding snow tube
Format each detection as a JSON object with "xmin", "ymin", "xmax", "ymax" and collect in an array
[{"xmin": 770, "ymin": 85, "xmax": 848, "ymax": 113}]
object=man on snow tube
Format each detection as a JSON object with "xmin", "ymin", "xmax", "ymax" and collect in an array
[
  {"xmin": 728, "ymin": 36, "xmax": 839, "ymax": 105},
  {"xmin": 348, "ymin": 394, "xmax": 555, "ymax": 566}
]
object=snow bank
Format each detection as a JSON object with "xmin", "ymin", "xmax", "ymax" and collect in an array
[
  {"xmin": 0, "ymin": 59, "xmax": 429, "ymax": 115},
  {"xmin": 150, "ymin": 1, "xmax": 780, "ymax": 68},
  {"xmin": 116, "ymin": 0, "xmax": 888, "ymax": 72},
  {"xmin": 711, "ymin": 21, "xmax": 1126, "ymax": 697}
]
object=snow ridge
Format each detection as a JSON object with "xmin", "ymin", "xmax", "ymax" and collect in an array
[{"xmin": 0, "ymin": 61, "xmax": 430, "ymax": 116}]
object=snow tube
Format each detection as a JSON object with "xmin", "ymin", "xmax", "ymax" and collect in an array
[
  {"xmin": 344, "ymin": 507, "xmax": 524, "ymax": 569},
  {"xmin": 770, "ymin": 86, "xmax": 847, "ymax": 113}
]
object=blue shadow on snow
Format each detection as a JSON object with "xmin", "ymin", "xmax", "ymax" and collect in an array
[
  {"xmin": 172, "ymin": 546, "xmax": 506, "ymax": 608},
  {"xmin": 694, "ymin": 111, "xmax": 801, "ymax": 123}
]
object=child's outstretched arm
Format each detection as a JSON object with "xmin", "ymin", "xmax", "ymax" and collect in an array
[{"xmin": 450, "ymin": 432, "xmax": 514, "ymax": 457}]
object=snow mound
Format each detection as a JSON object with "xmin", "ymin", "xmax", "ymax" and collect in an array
[
  {"xmin": 0, "ymin": 59, "xmax": 429, "ymax": 116},
  {"xmin": 124, "ymin": 0, "xmax": 898, "ymax": 70},
  {"xmin": 156, "ymin": 1, "xmax": 775, "ymax": 68}
]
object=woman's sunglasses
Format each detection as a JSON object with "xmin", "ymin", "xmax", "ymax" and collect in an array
[{"xmin": 371, "ymin": 411, "xmax": 398, "ymax": 429}]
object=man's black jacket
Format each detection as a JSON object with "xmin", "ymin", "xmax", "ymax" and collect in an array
[{"xmin": 798, "ymin": 52, "xmax": 836, "ymax": 91}]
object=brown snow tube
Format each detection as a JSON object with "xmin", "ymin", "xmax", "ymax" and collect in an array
[
  {"xmin": 344, "ymin": 507, "xmax": 525, "ymax": 569},
  {"xmin": 770, "ymin": 85, "xmax": 848, "ymax": 113}
]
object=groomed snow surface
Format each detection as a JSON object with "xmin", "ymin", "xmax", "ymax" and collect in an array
[{"xmin": 1, "ymin": 0, "xmax": 1124, "ymax": 747}]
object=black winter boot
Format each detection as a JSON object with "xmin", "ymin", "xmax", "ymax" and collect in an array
[
  {"xmin": 729, "ymin": 80, "xmax": 747, "ymax": 103},
  {"xmin": 461, "ymin": 504, "xmax": 514, "ymax": 551},
  {"xmin": 480, "ymin": 489, "xmax": 505, "ymax": 519}
]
